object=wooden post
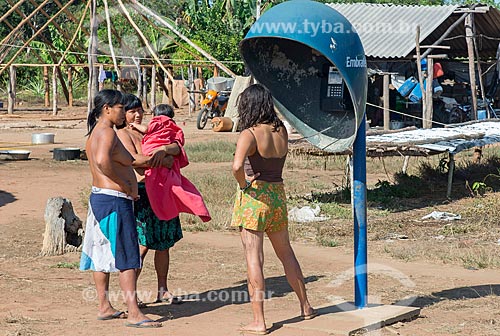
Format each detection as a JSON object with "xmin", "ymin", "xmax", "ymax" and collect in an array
[
  {"xmin": 52, "ymin": 66, "xmax": 58, "ymax": 115},
  {"xmin": 117, "ymin": 67, "xmax": 122, "ymax": 92},
  {"xmin": 402, "ymin": 156, "xmax": 410, "ymax": 174},
  {"xmin": 7, "ymin": 65, "xmax": 16, "ymax": 115},
  {"xmin": 383, "ymin": 73, "xmax": 390, "ymax": 130},
  {"xmin": 213, "ymin": 66, "xmax": 219, "ymax": 77},
  {"xmin": 162, "ymin": 70, "xmax": 169, "ymax": 104},
  {"xmin": 465, "ymin": 14, "xmax": 477, "ymax": 120},
  {"xmin": 415, "ymin": 25, "xmax": 426, "ymax": 127},
  {"xmin": 136, "ymin": 65, "xmax": 142, "ymax": 99},
  {"xmin": 446, "ymin": 153, "xmax": 455, "ymax": 199},
  {"xmin": 150, "ymin": 65, "xmax": 156, "ymax": 109},
  {"xmin": 188, "ymin": 64, "xmax": 195, "ymax": 117},
  {"xmin": 198, "ymin": 66, "xmax": 204, "ymax": 88},
  {"xmin": 44, "ymin": 65, "xmax": 50, "ymax": 107},
  {"xmin": 87, "ymin": 0, "xmax": 98, "ymax": 114},
  {"xmin": 168, "ymin": 67, "xmax": 174, "ymax": 106},
  {"xmin": 424, "ymin": 58, "xmax": 434, "ymax": 129},
  {"xmin": 142, "ymin": 67, "xmax": 148, "ymax": 108},
  {"xmin": 67, "ymin": 66, "xmax": 73, "ymax": 108}
]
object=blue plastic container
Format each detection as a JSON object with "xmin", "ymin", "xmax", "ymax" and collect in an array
[
  {"xmin": 478, "ymin": 110, "xmax": 487, "ymax": 120},
  {"xmin": 408, "ymin": 80, "xmax": 425, "ymax": 102},
  {"xmin": 421, "ymin": 59, "xmax": 428, "ymax": 71},
  {"xmin": 397, "ymin": 77, "xmax": 418, "ymax": 97}
]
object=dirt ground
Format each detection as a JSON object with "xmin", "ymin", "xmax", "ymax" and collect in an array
[{"xmin": 0, "ymin": 107, "xmax": 499, "ymax": 336}]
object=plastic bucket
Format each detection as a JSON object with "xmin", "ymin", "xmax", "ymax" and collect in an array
[
  {"xmin": 32, "ymin": 133, "xmax": 55, "ymax": 144},
  {"xmin": 53, "ymin": 148, "xmax": 81, "ymax": 161},
  {"xmin": 207, "ymin": 77, "xmax": 228, "ymax": 92}
]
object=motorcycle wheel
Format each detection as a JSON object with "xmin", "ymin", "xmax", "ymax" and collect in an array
[{"xmin": 196, "ymin": 107, "xmax": 209, "ymax": 129}]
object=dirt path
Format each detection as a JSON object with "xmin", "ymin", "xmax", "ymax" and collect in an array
[{"xmin": 1, "ymin": 110, "xmax": 499, "ymax": 335}]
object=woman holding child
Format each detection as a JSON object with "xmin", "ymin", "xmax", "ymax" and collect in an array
[{"xmin": 116, "ymin": 94, "xmax": 184, "ymax": 304}]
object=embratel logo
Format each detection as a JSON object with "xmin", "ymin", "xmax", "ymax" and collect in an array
[{"xmin": 346, "ymin": 56, "xmax": 366, "ymax": 68}]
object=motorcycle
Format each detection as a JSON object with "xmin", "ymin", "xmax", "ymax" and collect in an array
[{"xmin": 196, "ymin": 89, "xmax": 230, "ymax": 130}]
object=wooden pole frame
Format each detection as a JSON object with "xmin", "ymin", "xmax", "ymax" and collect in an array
[
  {"xmin": 103, "ymin": 0, "xmax": 121, "ymax": 82},
  {"xmin": 7, "ymin": 65, "xmax": 16, "ymax": 115},
  {"xmin": 0, "ymin": 0, "xmax": 75, "ymax": 77},
  {"xmin": 131, "ymin": 0, "xmax": 237, "ymax": 78},
  {"xmin": 116, "ymin": 0, "xmax": 174, "ymax": 81},
  {"xmin": 465, "ymin": 14, "xmax": 478, "ymax": 120},
  {"xmin": 57, "ymin": 0, "xmax": 91, "ymax": 66},
  {"xmin": 88, "ymin": 0, "xmax": 98, "ymax": 114},
  {"xmin": 0, "ymin": 0, "xmax": 51, "ymax": 50},
  {"xmin": 415, "ymin": 25, "xmax": 427, "ymax": 127},
  {"xmin": 0, "ymin": 0, "xmax": 26, "ymax": 25}
]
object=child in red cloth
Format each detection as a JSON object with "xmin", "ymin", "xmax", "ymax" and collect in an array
[{"xmin": 130, "ymin": 104, "xmax": 211, "ymax": 222}]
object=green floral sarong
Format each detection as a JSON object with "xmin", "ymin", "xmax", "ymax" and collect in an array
[{"xmin": 135, "ymin": 183, "xmax": 183, "ymax": 250}]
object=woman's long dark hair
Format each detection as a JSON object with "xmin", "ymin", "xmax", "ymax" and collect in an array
[
  {"xmin": 116, "ymin": 94, "xmax": 142, "ymax": 130},
  {"xmin": 86, "ymin": 89, "xmax": 124, "ymax": 136},
  {"xmin": 237, "ymin": 84, "xmax": 283, "ymax": 131}
]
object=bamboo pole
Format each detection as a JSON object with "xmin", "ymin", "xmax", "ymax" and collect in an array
[
  {"xmin": 0, "ymin": 0, "xmax": 51, "ymax": 49},
  {"xmin": 52, "ymin": 66, "xmax": 58, "ymax": 116},
  {"xmin": 421, "ymin": 3, "xmax": 479, "ymax": 59},
  {"xmin": 151, "ymin": 65, "xmax": 157, "ymax": 108},
  {"xmin": 103, "ymin": 0, "xmax": 120, "ymax": 83},
  {"xmin": 142, "ymin": 67, "xmax": 148, "ymax": 108},
  {"xmin": 57, "ymin": 0, "xmax": 91, "ymax": 66},
  {"xmin": 168, "ymin": 67, "xmax": 174, "ymax": 106},
  {"xmin": 4, "ymin": 0, "xmax": 82, "ymax": 98},
  {"xmin": 137, "ymin": 11, "xmax": 204, "ymax": 62},
  {"xmin": 44, "ymin": 66, "xmax": 50, "ymax": 107},
  {"xmin": 131, "ymin": 0, "xmax": 237, "ymax": 78},
  {"xmin": 88, "ymin": 0, "xmax": 98, "ymax": 114},
  {"xmin": 52, "ymin": 0, "xmax": 90, "ymax": 35},
  {"xmin": 472, "ymin": 16, "xmax": 487, "ymax": 118},
  {"xmin": 188, "ymin": 64, "xmax": 194, "ymax": 117},
  {"xmin": 465, "ymin": 14, "xmax": 478, "ymax": 120},
  {"xmin": 27, "ymin": 0, "xmax": 86, "ymax": 55},
  {"xmin": 415, "ymin": 25, "xmax": 426, "ymax": 127},
  {"xmin": 0, "ymin": 0, "xmax": 75, "ymax": 77},
  {"xmin": 68, "ymin": 66, "xmax": 73, "ymax": 107},
  {"xmin": 424, "ymin": 58, "xmax": 434, "ymax": 129},
  {"xmin": 0, "ymin": 0, "xmax": 26, "ymax": 25},
  {"xmin": 7, "ymin": 66, "xmax": 16, "ymax": 115},
  {"xmin": 116, "ymin": 0, "xmax": 174, "ymax": 81}
]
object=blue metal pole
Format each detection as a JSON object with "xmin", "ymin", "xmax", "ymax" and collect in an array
[{"xmin": 353, "ymin": 114, "xmax": 368, "ymax": 309}]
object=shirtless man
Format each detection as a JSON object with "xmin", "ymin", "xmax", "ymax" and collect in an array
[{"xmin": 79, "ymin": 89, "xmax": 161, "ymax": 329}]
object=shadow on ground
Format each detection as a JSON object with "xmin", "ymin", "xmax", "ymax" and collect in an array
[
  {"xmin": 142, "ymin": 275, "xmax": 323, "ymax": 322},
  {"xmin": 0, "ymin": 190, "xmax": 16, "ymax": 208},
  {"xmin": 396, "ymin": 284, "xmax": 500, "ymax": 308}
]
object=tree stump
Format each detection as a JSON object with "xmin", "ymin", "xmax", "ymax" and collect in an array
[
  {"xmin": 41, "ymin": 197, "xmax": 83, "ymax": 256},
  {"xmin": 472, "ymin": 147, "xmax": 483, "ymax": 164}
]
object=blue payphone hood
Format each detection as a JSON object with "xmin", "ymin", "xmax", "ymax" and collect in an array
[{"xmin": 240, "ymin": 0, "xmax": 367, "ymax": 152}]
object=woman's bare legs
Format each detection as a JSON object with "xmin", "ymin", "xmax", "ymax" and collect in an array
[
  {"xmin": 155, "ymin": 249, "xmax": 172, "ymax": 301},
  {"xmin": 134, "ymin": 245, "xmax": 149, "ymax": 305},
  {"xmin": 240, "ymin": 228, "xmax": 267, "ymax": 333},
  {"xmin": 267, "ymin": 229, "xmax": 314, "ymax": 317}
]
